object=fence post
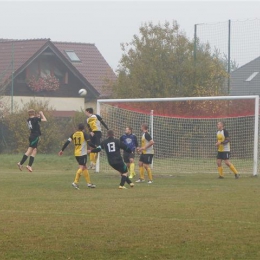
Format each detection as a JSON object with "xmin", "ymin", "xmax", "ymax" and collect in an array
[{"xmin": 228, "ymin": 19, "xmax": 231, "ymax": 94}]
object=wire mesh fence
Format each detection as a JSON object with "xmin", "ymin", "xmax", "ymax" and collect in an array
[{"xmin": 195, "ymin": 19, "xmax": 260, "ymax": 95}]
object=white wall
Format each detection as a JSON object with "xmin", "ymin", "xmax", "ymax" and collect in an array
[{"xmin": 3, "ymin": 96, "xmax": 85, "ymax": 111}]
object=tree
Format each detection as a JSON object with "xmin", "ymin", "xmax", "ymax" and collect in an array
[{"xmin": 112, "ymin": 21, "xmax": 228, "ymax": 98}]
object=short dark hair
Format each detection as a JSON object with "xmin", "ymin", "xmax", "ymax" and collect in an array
[
  {"xmin": 142, "ymin": 123, "xmax": 148, "ymax": 130},
  {"xmin": 78, "ymin": 123, "xmax": 85, "ymax": 131},
  {"xmin": 126, "ymin": 126, "xmax": 133, "ymax": 133},
  {"xmin": 86, "ymin": 108, "xmax": 93, "ymax": 114},
  {"xmin": 107, "ymin": 130, "xmax": 114, "ymax": 137}
]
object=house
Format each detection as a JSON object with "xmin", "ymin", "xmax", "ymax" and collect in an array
[
  {"xmin": 230, "ymin": 57, "xmax": 260, "ymax": 96},
  {"xmin": 0, "ymin": 38, "xmax": 117, "ymax": 115}
]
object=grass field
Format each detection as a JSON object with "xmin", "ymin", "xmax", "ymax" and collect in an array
[{"xmin": 1, "ymin": 154, "xmax": 260, "ymax": 260}]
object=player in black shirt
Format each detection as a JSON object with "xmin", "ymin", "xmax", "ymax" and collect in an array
[
  {"xmin": 17, "ymin": 109, "xmax": 47, "ymax": 172},
  {"xmin": 88, "ymin": 130, "xmax": 134, "ymax": 189}
]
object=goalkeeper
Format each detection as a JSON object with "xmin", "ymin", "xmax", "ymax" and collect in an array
[
  {"xmin": 216, "ymin": 121, "xmax": 239, "ymax": 179},
  {"xmin": 120, "ymin": 126, "xmax": 138, "ymax": 179}
]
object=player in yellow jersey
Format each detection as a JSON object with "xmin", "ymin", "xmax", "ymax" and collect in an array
[
  {"xmin": 216, "ymin": 121, "xmax": 239, "ymax": 179},
  {"xmin": 85, "ymin": 108, "xmax": 109, "ymax": 170},
  {"xmin": 58, "ymin": 123, "xmax": 96, "ymax": 189},
  {"xmin": 136, "ymin": 123, "xmax": 155, "ymax": 184}
]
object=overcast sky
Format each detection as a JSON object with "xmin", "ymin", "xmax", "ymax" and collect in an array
[{"xmin": 1, "ymin": 1, "xmax": 260, "ymax": 71}]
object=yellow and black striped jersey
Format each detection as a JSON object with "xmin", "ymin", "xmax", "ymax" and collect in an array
[
  {"xmin": 217, "ymin": 129, "xmax": 230, "ymax": 152},
  {"xmin": 87, "ymin": 114, "xmax": 109, "ymax": 132},
  {"xmin": 62, "ymin": 131, "xmax": 92, "ymax": 156},
  {"xmin": 61, "ymin": 130, "xmax": 96, "ymax": 156},
  {"xmin": 141, "ymin": 132, "xmax": 154, "ymax": 154},
  {"xmin": 69, "ymin": 131, "xmax": 88, "ymax": 156}
]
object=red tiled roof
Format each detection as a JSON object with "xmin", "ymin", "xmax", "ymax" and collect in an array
[
  {"xmin": 0, "ymin": 39, "xmax": 117, "ymax": 98},
  {"xmin": 53, "ymin": 41, "xmax": 116, "ymax": 97},
  {"xmin": 0, "ymin": 39, "xmax": 49, "ymax": 84}
]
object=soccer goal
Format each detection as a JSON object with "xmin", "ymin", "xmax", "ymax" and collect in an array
[{"xmin": 96, "ymin": 96, "xmax": 259, "ymax": 176}]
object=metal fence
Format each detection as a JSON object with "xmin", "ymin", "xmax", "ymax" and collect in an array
[{"xmin": 195, "ymin": 19, "xmax": 260, "ymax": 95}]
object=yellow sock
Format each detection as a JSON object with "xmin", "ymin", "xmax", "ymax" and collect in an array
[
  {"xmin": 93, "ymin": 153, "xmax": 98, "ymax": 164},
  {"xmin": 74, "ymin": 169, "xmax": 82, "ymax": 183},
  {"xmin": 229, "ymin": 164, "xmax": 238, "ymax": 174},
  {"xmin": 218, "ymin": 166, "xmax": 223, "ymax": 177},
  {"xmin": 130, "ymin": 163, "xmax": 135, "ymax": 176},
  {"xmin": 139, "ymin": 166, "xmax": 144, "ymax": 180},
  {"xmin": 83, "ymin": 169, "xmax": 91, "ymax": 184},
  {"xmin": 90, "ymin": 153, "xmax": 95, "ymax": 165},
  {"xmin": 147, "ymin": 167, "xmax": 153, "ymax": 181}
]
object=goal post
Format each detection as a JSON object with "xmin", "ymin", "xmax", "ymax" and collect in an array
[{"xmin": 96, "ymin": 95, "xmax": 259, "ymax": 176}]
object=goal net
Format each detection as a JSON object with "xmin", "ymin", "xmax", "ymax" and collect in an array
[{"xmin": 96, "ymin": 96, "xmax": 259, "ymax": 176}]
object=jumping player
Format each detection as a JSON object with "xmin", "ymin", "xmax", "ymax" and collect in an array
[
  {"xmin": 85, "ymin": 107, "xmax": 109, "ymax": 170},
  {"xmin": 120, "ymin": 126, "xmax": 138, "ymax": 179},
  {"xmin": 216, "ymin": 121, "xmax": 239, "ymax": 179},
  {"xmin": 58, "ymin": 123, "xmax": 96, "ymax": 189},
  {"xmin": 89, "ymin": 130, "xmax": 134, "ymax": 189},
  {"xmin": 136, "ymin": 123, "xmax": 155, "ymax": 184},
  {"xmin": 17, "ymin": 109, "xmax": 47, "ymax": 172}
]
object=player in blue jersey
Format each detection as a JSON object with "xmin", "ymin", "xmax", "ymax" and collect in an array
[{"xmin": 120, "ymin": 126, "xmax": 138, "ymax": 179}]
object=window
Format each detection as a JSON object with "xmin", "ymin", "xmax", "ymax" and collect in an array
[
  {"xmin": 245, "ymin": 72, "xmax": 259, "ymax": 82},
  {"xmin": 65, "ymin": 50, "xmax": 80, "ymax": 62}
]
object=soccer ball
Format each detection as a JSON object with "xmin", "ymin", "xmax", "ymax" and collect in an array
[{"xmin": 78, "ymin": 89, "xmax": 87, "ymax": 96}]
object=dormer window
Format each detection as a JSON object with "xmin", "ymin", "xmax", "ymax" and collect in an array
[
  {"xmin": 65, "ymin": 50, "xmax": 80, "ymax": 62},
  {"xmin": 245, "ymin": 72, "xmax": 259, "ymax": 82}
]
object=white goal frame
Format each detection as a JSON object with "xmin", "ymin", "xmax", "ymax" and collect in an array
[{"xmin": 96, "ymin": 95, "xmax": 259, "ymax": 176}]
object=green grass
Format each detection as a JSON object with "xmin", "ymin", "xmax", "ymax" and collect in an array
[{"xmin": 1, "ymin": 154, "xmax": 260, "ymax": 259}]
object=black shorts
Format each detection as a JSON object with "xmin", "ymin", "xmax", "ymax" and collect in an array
[
  {"xmin": 217, "ymin": 152, "xmax": 230, "ymax": 160},
  {"xmin": 139, "ymin": 154, "xmax": 153, "ymax": 165},
  {"xmin": 110, "ymin": 162, "xmax": 128, "ymax": 174},
  {"xmin": 75, "ymin": 155, "xmax": 88, "ymax": 166},
  {"xmin": 29, "ymin": 136, "xmax": 40, "ymax": 148},
  {"xmin": 123, "ymin": 151, "xmax": 135, "ymax": 163},
  {"xmin": 91, "ymin": 131, "xmax": 102, "ymax": 146}
]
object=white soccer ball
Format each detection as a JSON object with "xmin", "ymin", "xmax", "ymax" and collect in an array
[{"xmin": 78, "ymin": 89, "xmax": 87, "ymax": 96}]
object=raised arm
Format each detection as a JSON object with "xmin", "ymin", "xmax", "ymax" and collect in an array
[
  {"xmin": 96, "ymin": 114, "xmax": 109, "ymax": 130},
  {"xmin": 39, "ymin": 111, "xmax": 47, "ymax": 122}
]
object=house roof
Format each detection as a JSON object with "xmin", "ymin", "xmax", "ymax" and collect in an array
[
  {"xmin": 0, "ymin": 38, "xmax": 49, "ymax": 84},
  {"xmin": 54, "ymin": 41, "xmax": 117, "ymax": 97},
  {"xmin": 230, "ymin": 56, "xmax": 260, "ymax": 96},
  {"xmin": 0, "ymin": 38, "xmax": 116, "ymax": 97}
]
